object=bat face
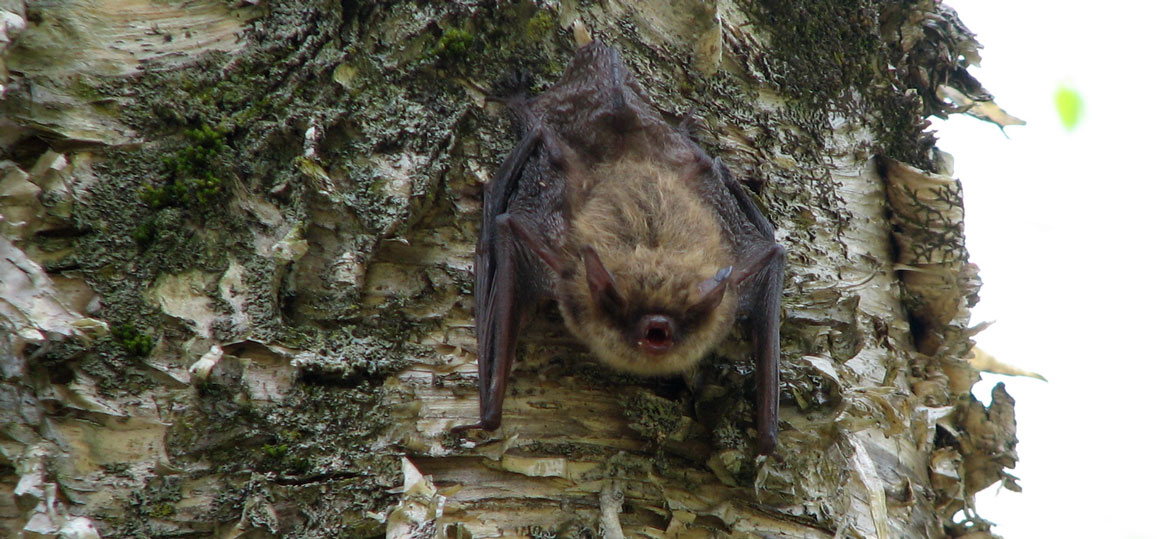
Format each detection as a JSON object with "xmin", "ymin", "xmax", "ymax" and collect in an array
[
  {"xmin": 460, "ymin": 40, "xmax": 786, "ymax": 455},
  {"xmin": 555, "ymin": 159, "xmax": 739, "ymax": 375}
]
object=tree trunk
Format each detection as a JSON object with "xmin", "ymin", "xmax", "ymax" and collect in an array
[{"xmin": 0, "ymin": 1, "xmax": 1017, "ymax": 537}]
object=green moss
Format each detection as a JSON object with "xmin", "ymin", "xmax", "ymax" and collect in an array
[
  {"xmin": 140, "ymin": 125, "xmax": 228, "ymax": 209},
  {"xmin": 258, "ymin": 440, "xmax": 314, "ymax": 475},
  {"xmin": 279, "ymin": 428, "xmax": 303, "ymax": 442},
  {"xmin": 262, "ymin": 443, "xmax": 289, "ymax": 459},
  {"xmin": 429, "ymin": 27, "xmax": 475, "ymax": 64},
  {"xmin": 130, "ymin": 220, "xmax": 156, "ymax": 248},
  {"xmin": 147, "ymin": 503, "xmax": 175, "ymax": 518},
  {"xmin": 231, "ymin": 94, "xmax": 274, "ymax": 126},
  {"xmin": 408, "ymin": 7, "xmax": 565, "ymax": 86},
  {"xmin": 524, "ymin": 10, "xmax": 556, "ymax": 42},
  {"xmin": 111, "ymin": 323, "xmax": 153, "ymax": 357}
]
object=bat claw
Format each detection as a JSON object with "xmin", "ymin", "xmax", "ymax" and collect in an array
[
  {"xmin": 451, "ymin": 421, "xmax": 485, "ymax": 434},
  {"xmin": 452, "ymin": 414, "xmax": 501, "ymax": 435}
]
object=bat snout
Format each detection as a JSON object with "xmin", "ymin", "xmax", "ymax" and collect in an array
[{"xmin": 636, "ymin": 314, "xmax": 676, "ymax": 355}]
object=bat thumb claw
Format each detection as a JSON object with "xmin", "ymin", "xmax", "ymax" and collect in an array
[
  {"xmin": 451, "ymin": 421, "xmax": 487, "ymax": 434},
  {"xmin": 452, "ymin": 412, "xmax": 502, "ymax": 434}
]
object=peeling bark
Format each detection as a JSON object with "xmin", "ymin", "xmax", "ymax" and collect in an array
[{"xmin": 1, "ymin": 1, "xmax": 1015, "ymax": 537}]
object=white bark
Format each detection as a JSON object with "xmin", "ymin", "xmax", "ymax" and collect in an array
[{"xmin": 1, "ymin": 1, "xmax": 1016, "ymax": 537}]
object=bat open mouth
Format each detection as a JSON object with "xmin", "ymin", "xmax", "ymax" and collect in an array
[
  {"xmin": 637, "ymin": 314, "xmax": 675, "ymax": 354},
  {"xmin": 465, "ymin": 40, "xmax": 786, "ymax": 454}
]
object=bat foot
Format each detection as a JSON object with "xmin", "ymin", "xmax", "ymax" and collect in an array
[
  {"xmin": 451, "ymin": 422, "xmax": 484, "ymax": 434},
  {"xmin": 451, "ymin": 417, "xmax": 501, "ymax": 434}
]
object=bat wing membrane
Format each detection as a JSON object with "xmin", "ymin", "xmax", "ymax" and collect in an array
[
  {"xmin": 463, "ymin": 126, "xmax": 543, "ymax": 431},
  {"xmin": 716, "ymin": 160, "xmax": 787, "ymax": 455}
]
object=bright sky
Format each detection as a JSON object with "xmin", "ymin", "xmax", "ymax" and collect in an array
[{"xmin": 933, "ymin": 1, "xmax": 1173, "ymax": 537}]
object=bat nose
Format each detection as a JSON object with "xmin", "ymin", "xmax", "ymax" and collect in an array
[{"xmin": 636, "ymin": 314, "xmax": 675, "ymax": 355}]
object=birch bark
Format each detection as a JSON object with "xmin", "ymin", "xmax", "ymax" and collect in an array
[{"xmin": 0, "ymin": 1, "xmax": 1016, "ymax": 537}]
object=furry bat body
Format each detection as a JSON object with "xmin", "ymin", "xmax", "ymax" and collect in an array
[{"xmin": 459, "ymin": 41, "xmax": 786, "ymax": 454}]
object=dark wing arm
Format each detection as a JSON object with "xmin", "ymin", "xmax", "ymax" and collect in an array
[
  {"xmin": 718, "ymin": 159, "xmax": 787, "ymax": 456},
  {"xmin": 454, "ymin": 126, "xmax": 542, "ymax": 433}
]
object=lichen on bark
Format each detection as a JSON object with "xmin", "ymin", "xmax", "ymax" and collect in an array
[{"xmin": 2, "ymin": 1, "xmax": 1014, "ymax": 537}]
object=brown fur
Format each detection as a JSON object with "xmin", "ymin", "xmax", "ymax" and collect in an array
[
  {"xmin": 557, "ymin": 159, "xmax": 737, "ymax": 375},
  {"xmin": 467, "ymin": 40, "xmax": 786, "ymax": 454}
]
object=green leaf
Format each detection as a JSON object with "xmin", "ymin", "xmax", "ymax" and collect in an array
[{"xmin": 1054, "ymin": 85, "xmax": 1084, "ymax": 131}]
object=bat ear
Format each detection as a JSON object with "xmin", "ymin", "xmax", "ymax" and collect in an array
[
  {"xmin": 582, "ymin": 246, "xmax": 627, "ymax": 315},
  {"xmin": 730, "ymin": 244, "xmax": 785, "ymax": 286},
  {"xmin": 690, "ymin": 266, "xmax": 732, "ymax": 316}
]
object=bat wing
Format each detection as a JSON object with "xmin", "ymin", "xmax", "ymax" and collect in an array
[
  {"xmin": 716, "ymin": 159, "xmax": 787, "ymax": 455},
  {"xmin": 460, "ymin": 42, "xmax": 626, "ymax": 434},
  {"xmin": 466, "ymin": 106, "xmax": 571, "ymax": 433},
  {"xmin": 462, "ymin": 126, "xmax": 544, "ymax": 432}
]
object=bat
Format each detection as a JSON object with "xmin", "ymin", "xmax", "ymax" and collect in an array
[{"xmin": 456, "ymin": 40, "xmax": 786, "ymax": 455}]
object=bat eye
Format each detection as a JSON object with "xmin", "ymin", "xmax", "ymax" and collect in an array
[{"xmin": 636, "ymin": 314, "xmax": 675, "ymax": 355}]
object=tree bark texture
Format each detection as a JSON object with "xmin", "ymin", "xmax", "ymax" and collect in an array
[{"xmin": 0, "ymin": 1, "xmax": 1017, "ymax": 537}]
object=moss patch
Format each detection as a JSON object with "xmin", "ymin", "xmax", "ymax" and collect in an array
[
  {"xmin": 140, "ymin": 125, "xmax": 229, "ymax": 209},
  {"xmin": 745, "ymin": 0, "xmax": 946, "ymax": 168},
  {"xmin": 111, "ymin": 323, "xmax": 153, "ymax": 357}
]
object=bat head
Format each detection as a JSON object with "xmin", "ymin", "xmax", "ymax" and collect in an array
[
  {"xmin": 556, "ymin": 159, "xmax": 739, "ymax": 375},
  {"xmin": 557, "ymin": 244, "xmax": 738, "ymax": 375}
]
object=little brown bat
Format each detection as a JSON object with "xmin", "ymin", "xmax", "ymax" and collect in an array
[{"xmin": 457, "ymin": 41, "xmax": 786, "ymax": 455}]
